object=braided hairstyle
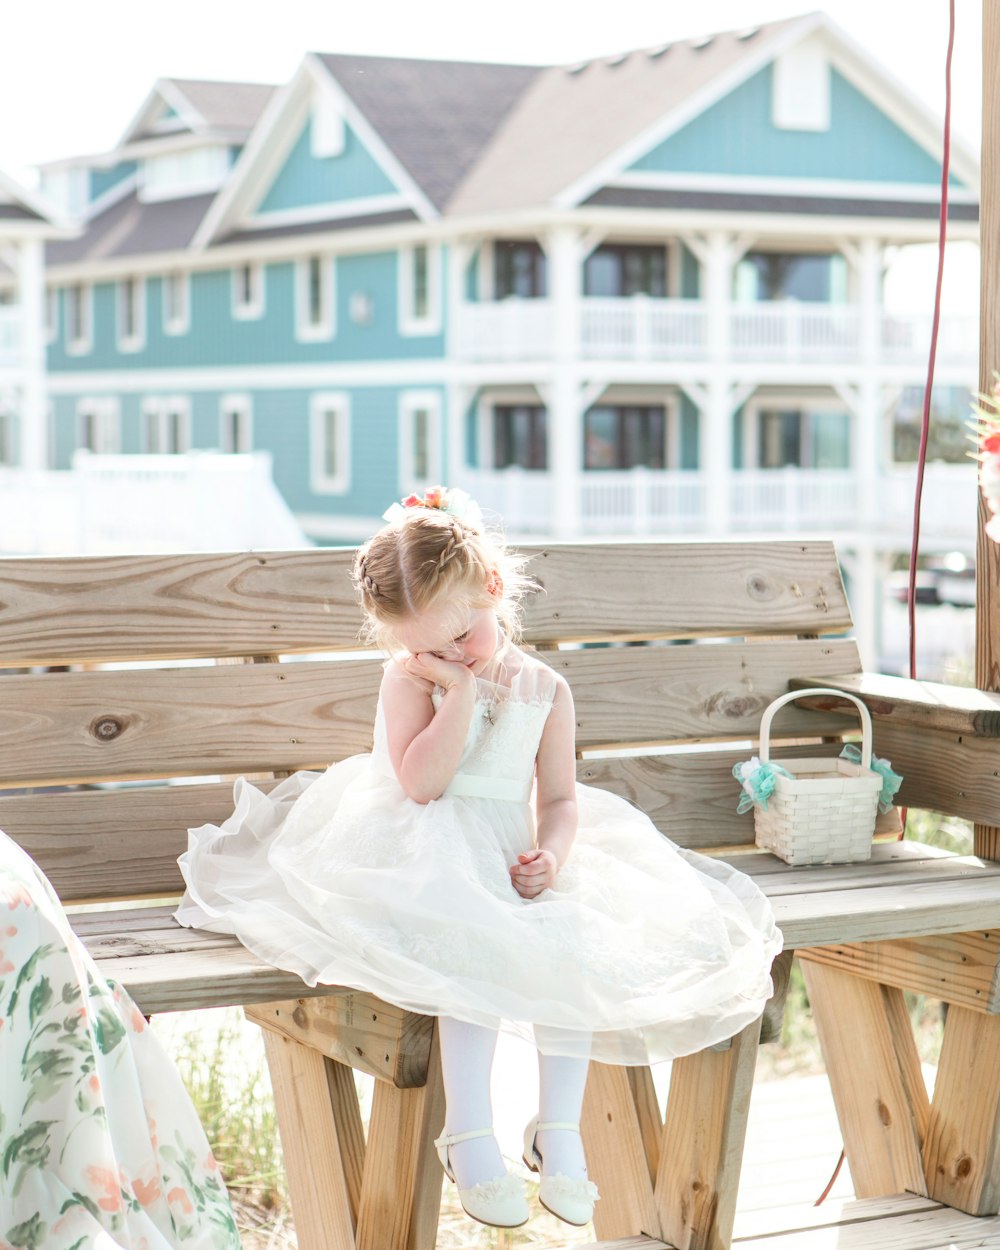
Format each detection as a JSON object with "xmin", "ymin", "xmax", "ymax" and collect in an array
[{"xmin": 352, "ymin": 507, "xmax": 533, "ymax": 650}]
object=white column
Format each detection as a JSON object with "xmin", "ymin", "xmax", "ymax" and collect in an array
[
  {"xmin": 17, "ymin": 238, "xmax": 47, "ymax": 470},
  {"xmin": 855, "ymin": 238, "xmax": 884, "ymax": 532},
  {"xmin": 544, "ymin": 225, "xmax": 583, "ymax": 538},
  {"xmin": 699, "ymin": 232, "xmax": 735, "ymax": 535}
]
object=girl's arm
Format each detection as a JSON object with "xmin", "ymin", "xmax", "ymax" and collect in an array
[
  {"xmin": 381, "ymin": 654, "xmax": 477, "ymax": 803},
  {"xmin": 510, "ymin": 674, "xmax": 578, "ymax": 900}
]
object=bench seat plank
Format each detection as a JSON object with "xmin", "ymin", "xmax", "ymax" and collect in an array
[
  {"xmin": 74, "ymin": 847, "xmax": 1000, "ymax": 1014},
  {"xmin": 791, "ymin": 673, "xmax": 1000, "ymax": 738}
]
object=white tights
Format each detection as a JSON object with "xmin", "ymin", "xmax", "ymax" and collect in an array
[{"xmin": 437, "ymin": 1016, "xmax": 590, "ymax": 1190}]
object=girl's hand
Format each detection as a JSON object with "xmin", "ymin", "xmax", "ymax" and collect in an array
[
  {"xmin": 401, "ymin": 651, "xmax": 475, "ymax": 694},
  {"xmin": 510, "ymin": 848, "xmax": 559, "ymax": 899}
]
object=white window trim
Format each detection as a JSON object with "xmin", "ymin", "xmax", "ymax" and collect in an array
[
  {"xmin": 310, "ymin": 391, "xmax": 351, "ymax": 495},
  {"xmin": 476, "ymin": 388, "xmax": 545, "ymax": 470},
  {"xmin": 295, "ymin": 255, "xmax": 336, "ymax": 342},
  {"xmin": 162, "ymin": 271, "xmax": 191, "ymax": 336},
  {"xmin": 116, "ymin": 276, "xmax": 146, "ymax": 353},
  {"xmin": 398, "ymin": 243, "xmax": 442, "ymax": 336},
  {"xmin": 398, "ymin": 390, "xmax": 442, "ymax": 492},
  {"xmin": 44, "ymin": 287, "xmax": 58, "ymax": 345},
  {"xmin": 66, "ymin": 283, "xmax": 93, "ymax": 356},
  {"xmin": 231, "ymin": 263, "xmax": 265, "ymax": 320},
  {"xmin": 219, "ymin": 392, "xmax": 253, "ymax": 453},
  {"xmin": 76, "ymin": 397, "xmax": 121, "ymax": 454},
  {"xmin": 742, "ymin": 392, "xmax": 853, "ymax": 470},
  {"xmin": 141, "ymin": 395, "xmax": 192, "ymax": 454}
]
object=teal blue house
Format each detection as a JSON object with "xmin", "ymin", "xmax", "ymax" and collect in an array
[{"xmin": 39, "ymin": 10, "xmax": 978, "ymax": 574}]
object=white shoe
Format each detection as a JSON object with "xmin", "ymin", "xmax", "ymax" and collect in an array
[
  {"xmin": 522, "ymin": 1117, "xmax": 600, "ymax": 1227},
  {"xmin": 434, "ymin": 1127, "xmax": 529, "ymax": 1229}
]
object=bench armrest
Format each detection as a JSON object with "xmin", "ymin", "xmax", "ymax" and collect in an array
[{"xmin": 790, "ymin": 673, "xmax": 1000, "ymax": 739}]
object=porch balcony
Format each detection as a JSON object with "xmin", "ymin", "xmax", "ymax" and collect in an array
[
  {"xmin": 462, "ymin": 463, "xmax": 978, "ymax": 543},
  {"xmin": 454, "ymin": 298, "xmax": 978, "ymax": 369},
  {"xmin": 0, "ymin": 308, "xmax": 24, "ymax": 370}
]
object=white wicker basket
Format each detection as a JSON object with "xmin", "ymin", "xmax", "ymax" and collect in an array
[{"xmin": 751, "ymin": 687, "xmax": 883, "ymax": 866}]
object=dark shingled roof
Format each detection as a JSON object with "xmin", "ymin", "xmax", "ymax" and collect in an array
[
  {"xmin": 46, "ymin": 190, "xmax": 216, "ymax": 264},
  {"xmin": 131, "ymin": 80, "xmax": 276, "ymax": 141},
  {"xmin": 223, "ymin": 207, "xmax": 418, "ymax": 245},
  {"xmin": 315, "ymin": 53, "xmax": 541, "ymax": 211},
  {"xmin": 582, "ymin": 186, "xmax": 980, "ymax": 221},
  {"xmin": 0, "ymin": 203, "xmax": 43, "ymax": 221}
]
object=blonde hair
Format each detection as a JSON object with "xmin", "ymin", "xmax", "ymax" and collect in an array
[{"xmin": 353, "ymin": 508, "xmax": 534, "ymax": 650}]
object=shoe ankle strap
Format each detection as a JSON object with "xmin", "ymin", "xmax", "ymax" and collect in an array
[
  {"xmin": 535, "ymin": 1121, "xmax": 580, "ymax": 1133},
  {"xmin": 435, "ymin": 1127, "xmax": 495, "ymax": 1147}
]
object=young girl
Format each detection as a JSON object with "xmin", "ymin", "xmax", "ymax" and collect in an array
[{"xmin": 176, "ymin": 487, "xmax": 782, "ymax": 1231}]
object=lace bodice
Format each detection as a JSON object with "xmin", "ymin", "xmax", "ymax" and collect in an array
[{"xmin": 371, "ymin": 656, "xmax": 557, "ymax": 800}]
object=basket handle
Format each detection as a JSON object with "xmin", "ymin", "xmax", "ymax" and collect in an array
[{"xmin": 758, "ymin": 687, "xmax": 873, "ymax": 768}]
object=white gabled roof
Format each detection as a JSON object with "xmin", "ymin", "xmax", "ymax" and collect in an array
[{"xmin": 118, "ymin": 77, "xmax": 276, "ymax": 147}]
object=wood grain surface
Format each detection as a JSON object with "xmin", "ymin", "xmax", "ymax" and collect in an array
[
  {"xmin": 0, "ymin": 540, "xmax": 851, "ymax": 664},
  {"xmin": 789, "ymin": 673, "xmax": 1000, "ymax": 738}
]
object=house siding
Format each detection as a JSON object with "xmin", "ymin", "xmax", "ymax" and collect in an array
[
  {"xmin": 89, "ymin": 161, "xmax": 137, "ymax": 203},
  {"xmin": 629, "ymin": 66, "xmax": 955, "ymax": 186},
  {"xmin": 256, "ymin": 117, "xmax": 398, "ymax": 215}
]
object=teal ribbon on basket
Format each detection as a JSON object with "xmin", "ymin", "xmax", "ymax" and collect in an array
[
  {"xmin": 732, "ymin": 757, "xmax": 794, "ymax": 814},
  {"xmin": 839, "ymin": 744, "xmax": 903, "ymax": 813}
]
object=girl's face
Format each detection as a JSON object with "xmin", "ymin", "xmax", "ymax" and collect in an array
[{"xmin": 395, "ymin": 602, "xmax": 501, "ymax": 675}]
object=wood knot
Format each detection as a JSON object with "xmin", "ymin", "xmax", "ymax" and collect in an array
[
  {"xmin": 705, "ymin": 692, "xmax": 760, "ymax": 720},
  {"xmin": 876, "ymin": 1100, "xmax": 891, "ymax": 1127},
  {"xmin": 90, "ymin": 715, "xmax": 127, "ymax": 741},
  {"xmin": 745, "ymin": 573, "xmax": 776, "ymax": 602},
  {"xmin": 292, "ymin": 1005, "xmax": 308, "ymax": 1028},
  {"xmin": 956, "ymin": 1154, "xmax": 973, "ymax": 1179}
]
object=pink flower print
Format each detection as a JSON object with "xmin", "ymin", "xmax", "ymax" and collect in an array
[
  {"xmin": 1, "ymin": 882, "xmax": 33, "ymax": 910},
  {"xmin": 0, "ymin": 955, "xmax": 13, "ymax": 975},
  {"xmin": 4, "ymin": 925, "xmax": 16, "ymax": 936},
  {"xmin": 89, "ymin": 1074, "xmax": 101, "ymax": 1093},
  {"xmin": 84, "ymin": 1164, "xmax": 124, "ymax": 1212},
  {"xmin": 204, "ymin": 1151, "xmax": 220, "ymax": 1171},
  {"xmin": 167, "ymin": 1186, "xmax": 194, "ymax": 1214},
  {"xmin": 133, "ymin": 1175, "xmax": 162, "ymax": 1207}
]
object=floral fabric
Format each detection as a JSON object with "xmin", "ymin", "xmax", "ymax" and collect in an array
[{"xmin": 0, "ymin": 830, "xmax": 240, "ymax": 1250}]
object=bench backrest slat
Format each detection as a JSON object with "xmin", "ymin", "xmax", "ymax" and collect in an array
[
  {"xmin": 0, "ymin": 539, "xmax": 864, "ymax": 902},
  {"xmin": 0, "ymin": 540, "xmax": 850, "ymax": 664}
]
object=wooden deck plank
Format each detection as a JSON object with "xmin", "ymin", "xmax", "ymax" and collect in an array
[{"xmin": 731, "ymin": 1201, "xmax": 1000, "ymax": 1248}]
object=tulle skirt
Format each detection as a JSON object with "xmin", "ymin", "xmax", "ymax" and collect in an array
[{"xmin": 177, "ymin": 756, "xmax": 782, "ymax": 1065}]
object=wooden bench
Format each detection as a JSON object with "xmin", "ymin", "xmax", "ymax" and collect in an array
[{"xmin": 3, "ymin": 538, "xmax": 1000, "ymax": 1250}]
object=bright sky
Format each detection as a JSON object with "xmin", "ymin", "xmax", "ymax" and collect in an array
[{"xmin": 1, "ymin": 0, "xmax": 984, "ymax": 308}]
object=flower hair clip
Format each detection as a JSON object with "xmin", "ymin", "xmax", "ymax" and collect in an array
[
  {"xmin": 382, "ymin": 485, "xmax": 484, "ymax": 530},
  {"xmin": 971, "ymin": 373, "xmax": 1000, "ymax": 542}
]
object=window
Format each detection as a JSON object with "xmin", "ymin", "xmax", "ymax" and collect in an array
[
  {"xmin": 142, "ymin": 397, "xmax": 190, "ymax": 454},
  {"xmin": 295, "ymin": 255, "xmax": 334, "ymax": 340},
  {"xmin": 399, "ymin": 244, "xmax": 441, "ymax": 333},
  {"xmin": 891, "ymin": 386, "xmax": 969, "ymax": 464},
  {"xmin": 494, "ymin": 241, "xmax": 547, "ymax": 299},
  {"xmin": 67, "ymin": 283, "xmax": 92, "ymax": 354},
  {"xmin": 117, "ymin": 277, "xmax": 145, "ymax": 351},
  {"xmin": 140, "ymin": 144, "xmax": 230, "ymax": 201},
  {"xmin": 220, "ymin": 394, "xmax": 253, "ymax": 453},
  {"xmin": 44, "ymin": 287, "xmax": 58, "ymax": 343},
  {"xmin": 76, "ymin": 398, "xmax": 121, "ymax": 454},
  {"xmin": 494, "ymin": 405, "xmax": 547, "ymax": 470},
  {"xmin": 584, "ymin": 406, "xmax": 667, "ymax": 470},
  {"xmin": 753, "ymin": 408, "xmax": 850, "ymax": 469},
  {"xmin": 735, "ymin": 252, "xmax": 847, "ymax": 303},
  {"xmin": 310, "ymin": 392, "xmax": 351, "ymax": 494},
  {"xmin": 232, "ymin": 263, "xmax": 264, "ymax": 319},
  {"xmin": 399, "ymin": 392, "xmax": 441, "ymax": 488},
  {"xmin": 163, "ymin": 272, "xmax": 190, "ymax": 335},
  {"xmin": 0, "ymin": 408, "xmax": 14, "ymax": 465},
  {"xmin": 584, "ymin": 245, "xmax": 667, "ymax": 298}
]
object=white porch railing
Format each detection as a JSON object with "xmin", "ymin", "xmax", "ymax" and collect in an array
[
  {"xmin": 460, "ymin": 464, "xmax": 978, "ymax": 545},
  {"xmin": 0, "ymin": 308, "xmax": 23, "ymax": 370},
  {"xmin": 881, "ymin": 313, "xmax": 979, "ymax": 367},
  {"xmin": 729, "ymin": 468, "xmax": 860, "ymax": 531},
  {"xmin": 454, "ymin": 298, "xmax": 978, "ymax": 369},
  {"xmin": 580, "ymin": 298, "xmax": 709, "ymax": 360},
  {"xmin": 729, "ymin": 302, "xmax": 861, "ymax": 362},
  {"xmin": 0, "ymin": 452, "xmax": 310, "ymax": 555}
]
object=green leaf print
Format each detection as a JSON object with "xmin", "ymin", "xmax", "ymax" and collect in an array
[
  {"xmin": 59, "ymin": 1190, "xmax": 100, "ymax": 1219},
  {"xmin": 66, "ymin": 1238, "xmax": 87, "ymax": 1250},
  {"xmin": 27, "ymin": 976, "xmax": 52, "ymax": 1028},
  {"xmin": 6, "ymin": 944, "xmax": 55, "ymax": 1016},
  {"xmin": 61, "ymin": 980, "xmax": 81, "ymax": 1004},
  {"xmin": 6, "ymin": 1212, "xmax": 46, "ymax": 1250},
  {"xmin": 2, "ymin": 1121, "xmax": 55, "ymax": 1177},
  {"xmin": 21, "ymin": 1048, "xmax": 75, "ymax": 1112},
  {"xmin": 91, "ymin": 1005, "xmax": 126, "ymax": 1055}
]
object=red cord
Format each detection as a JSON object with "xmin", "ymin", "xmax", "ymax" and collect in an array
[
  {"xmin": 907, "ymin": 0, "xmax": 956, "ymax": 680},
  {"xmin": 817, "ymin": 0, "xmax": 956, "ymax": 1206}
]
